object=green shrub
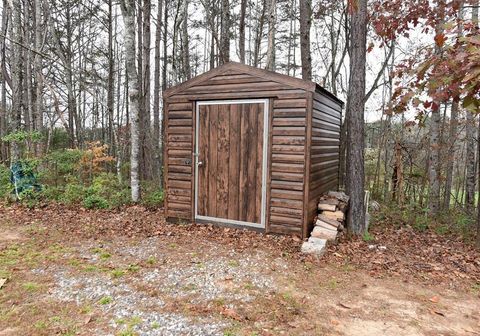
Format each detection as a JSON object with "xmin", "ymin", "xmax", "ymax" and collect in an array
[
  {"xmin": 0, "ymin": 164, "xmax": 11, "ymax": 198},
  {"xmin": 83, "ymin": 194, "xmax": 109, "ymax": 209},
  {"xmin": 61, "ymin": 182, "xmax": 87, "ymax": 204},
  {"xmin": 142, "ymin": 189, "xmax": 164, "ymax": 208},
  {"xmin": 43, "ymin": 149, "xmax": 83, "ymax": 179},
  {"xmin": 88, "ymin": 173, "xmax": 130, "ymax": 208}
]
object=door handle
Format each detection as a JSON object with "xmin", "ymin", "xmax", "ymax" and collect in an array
[{"xmin": 198, "ymin": 161, "xmax": 203, "ymax": 167}]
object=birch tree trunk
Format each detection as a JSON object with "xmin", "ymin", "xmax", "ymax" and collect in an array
[
  {"xmin": 299, "ymin": 0, "xmax": 312, "ymax": 80},
  {"xmin": 239, "ymin": 0, "xmax": 247, "ymax": 63},
  {"xmin": 120, "ymin": 0, "xmax": 141, "ymax": 202},
  {"xmin": 265, "ymin": 0, "xmax": 276, "ymax": 71},
  {"xmin": 345, "ymin": 0, "xmax": 367, "ymax": 234}
]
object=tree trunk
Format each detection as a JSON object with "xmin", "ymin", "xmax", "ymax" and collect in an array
[
  {"xmin": 239, "ymin": 0, "xmax": 247, "ymax": 63},
  {"xmin": 265, "ymin": 0, "xmax": 276, "ymax": 71},
  {"xmin": 443, "ymin": 100, "xmax": 459, "ymax": 209},
  {"xmin": 162, "ymin": 0, "xmax": 168, "ymax": 88},
  {"xmin": 252, "ymin": 0, "xmax": 266, "ymax": 67},
  {"xmin": 142, "ymin": 0, "xmax": 153, "ymax": 180},
  {"xmin": 24, "ymin": 0, "xmax": 33, "ymax": 142},
  {"xmin": 345, "ymin": 0, "xmax": 367, "ymax": 235},
  {"xmin": 0, "ymin": 0, "xmax": 8, "ymax": 163},
  {"xmin": 107, "ymin": 0, "xmax": 116, "ymax": 156},
  {"xmin": 153, "ymin": 0, "xmax": 163, "ymax": 182},
  {"xmin": 33, "ymin": 0, "xmax": 43, "ymax": 156},
  {"xmin": 10, "ymin": 0, "xmax": 23, "ymax": 162},
  {"xmin": 428, "ymin": 0, "xmax": 446, "ymax": 215},
  {"xmin": 477, "ymin": 113, "xmax": 480, "ymax": 247},
  {"xmin": 120, "ymin": 0, "xmax": 141, "ymax": 202},
  {"xmin": 219, "ymin": 0, "xmax": 230, "ymax": 64},
  {"xmin": 299, "ymin": 0, "xmax": 312, "ymax": 80},
  {"xmin": 182, "ymin": 0, "xmax": 191, "ymax": 78}
]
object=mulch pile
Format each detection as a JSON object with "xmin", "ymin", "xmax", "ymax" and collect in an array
[{"xmin": 2, "ymin": 203, "xmax": 479, "ymax": 287}]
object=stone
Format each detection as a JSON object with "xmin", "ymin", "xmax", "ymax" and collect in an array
[
  {"xmin": 322, "ymin": 210, "xmax": 345, "ymax": 222},
  {"xmin": 301, "ymin": 239, "xmax": 327, "ymax": 256},
  {"xmin": 317, "ymin": 203, "xmax": 337, "ymax": 212},
  {"xmin": 311, "ymin": 226, "xmax": 337, "ymax": 241}
]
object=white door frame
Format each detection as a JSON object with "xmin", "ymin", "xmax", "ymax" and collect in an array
[{"xmin": 194, "ymin": 99, "xmax": 270, "ymax": 229}]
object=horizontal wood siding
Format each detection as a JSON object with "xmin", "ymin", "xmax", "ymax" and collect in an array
[
  {"xmin": 165, "ymin": 69, "xmax": 308, "ymax": 235},
  {"xmin": 270, "ymin": 95, "xmax": 307, "ymax": 236},
  {"xmin": 165, "ymin": 101, "xmax": 193, "ymax": 220},
  {"xmin": 306, "ymin": 90, "xmax": 343, "ymax": 233}
]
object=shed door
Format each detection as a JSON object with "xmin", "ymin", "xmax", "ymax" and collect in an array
[{"xmin": 195, "ymin": 100, "xmax": 269, "ymax": 228}]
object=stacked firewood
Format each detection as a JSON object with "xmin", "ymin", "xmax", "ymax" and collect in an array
[
  {"xmin": 311, "ymin": 191, "xmax": 349, "ymax": 241},
  {"xmin": 301, "ymin": 191, "xmax": 349, "ymax": 256}
]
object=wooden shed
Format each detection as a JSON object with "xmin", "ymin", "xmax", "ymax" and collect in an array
[{"xmin": 163, "ymin": 62, "xmax": 343, "ymax": 238}]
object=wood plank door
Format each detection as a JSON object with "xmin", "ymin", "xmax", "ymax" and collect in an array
[{"xmin": 195, "ymin": 100, "xmax": 269, "ymax": 228}]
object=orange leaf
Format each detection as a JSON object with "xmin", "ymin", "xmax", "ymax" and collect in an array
[{"xmin": 434, "ymin": 34, "xmax": 446, "ymax": 48}]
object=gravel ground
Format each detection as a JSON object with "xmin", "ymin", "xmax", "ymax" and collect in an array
[{"xmin": 45, "ymin": 235, "xmax": 284, "ymax": 335}]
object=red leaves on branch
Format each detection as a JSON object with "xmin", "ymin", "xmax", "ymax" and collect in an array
[{"xmin": 377, "ymin": 0, "xmax": 480, "ymax": 117}]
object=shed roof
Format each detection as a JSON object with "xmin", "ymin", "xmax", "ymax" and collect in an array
[{"xmin": 163, "ymin": 62, "xmax": 344, "ymax": 106}]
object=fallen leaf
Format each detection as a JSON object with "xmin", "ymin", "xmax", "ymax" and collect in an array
[
  {"xmin": 0, "ymin": 278, "xmax": 6, "ymax": 289},
  {"xmin": 430, "ymin": 296, "xmax": 439, "ymax": 303}
]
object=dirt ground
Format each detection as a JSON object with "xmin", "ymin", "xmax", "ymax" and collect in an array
[{"xmin": 0, "ymin": 204, "xmax": 479, "ymax": 336}]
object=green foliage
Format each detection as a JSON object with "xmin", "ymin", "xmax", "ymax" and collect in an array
[
  {"xmin": 2, "ymin": 131, "xmax": 43, "ymax": 144},
  {"xmin": 49, "ymin": 129, "xmax": 71, "ymax": 151},
  {"xmin": 142, "ymin": 188, "xmax": 164, "ymax": 208},
  {"xmin": 98, "ymin": 296, "xmax": 113, "ymax": 305},
  {"xmin": 362, "ymin": 231, "xmax": 375, "ymax": 242},
  {"xmin": 0, "ymin": 141, "xmax": 163, "ymax": 210},
  {"xmin": 46, "ymin": 149, "xmax": 84, "ymax": 177},
  {"xmin": 372, "ymin": 202, "xmax": 477, "ymax": 242},
  {"xmin": 87, "ymin": 173, "xmax": 130, "ymax": 208},
  {"xmin": 83, "ymin": 194, "xmax": 109, "ymax": 209},
  {"xmin": 61, "ymin": 181, "xmax": 87, "ymax": 204},
  {"xmin": 0, "ymin": 164, "xmax": 11, "ymax": 198}
]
